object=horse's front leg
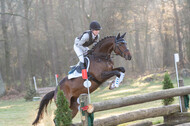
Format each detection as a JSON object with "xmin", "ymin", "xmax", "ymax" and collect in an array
[
  {"xmin": 101, "ymin": 70, "xmax": 121, "ymax": 79},
  {"xmin": 112, "ymin": 67, "xmax": 125, "ymax": 73},
  {"xmin": 101, "ymin": 68, "xmax": 125, "ymax": 90}
]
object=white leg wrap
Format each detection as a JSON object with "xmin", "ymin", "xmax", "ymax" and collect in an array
[
  {"xmin": 118, "ymin": 72, "xmax": 125, "ymax": 84},
  {"xmin": 113, "ymin": 72, "xmax": 125, "ymax": 88}
]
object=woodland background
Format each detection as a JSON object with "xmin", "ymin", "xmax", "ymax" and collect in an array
[{"xmin": 0, "ymin": 0, "xmax": 190, "ymax": 93}]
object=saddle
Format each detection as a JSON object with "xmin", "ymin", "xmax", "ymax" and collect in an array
[
  {"xmin": 68, "ymin": 57, "xmax": 90, "ymax": 79},
  {"xmin": 68, "ymin": 58, "xmax": 89, "ymax": 74}
]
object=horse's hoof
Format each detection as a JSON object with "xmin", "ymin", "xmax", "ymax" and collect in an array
[
  {"xmin": 109, "ymin": 86, "xmax": 115, "ymax": 90},
  {"xmin": 109, "ymin": 82, "xmax": 116, "ymax": 90}
]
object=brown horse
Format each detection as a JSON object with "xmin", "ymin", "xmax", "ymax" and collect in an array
[{"xmin": 32, "ymin": 33, "xmax": 132, "ymax": 125}]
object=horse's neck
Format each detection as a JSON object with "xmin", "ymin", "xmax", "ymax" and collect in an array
[{"xmin": 93, "ymin": 38, "xmax": 114, "ymax": 55}]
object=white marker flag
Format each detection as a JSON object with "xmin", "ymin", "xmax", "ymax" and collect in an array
[{"xmin": 174, "ymin": 53, "xmax": 179, "ymax": 63}]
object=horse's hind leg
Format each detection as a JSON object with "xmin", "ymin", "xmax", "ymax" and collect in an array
[{"xmin": 70, "ymin": 97, "xmax": 79, "ymax": 118}]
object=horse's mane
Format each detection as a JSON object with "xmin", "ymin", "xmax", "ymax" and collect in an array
[{"xmin": 91, "ymin": 36, "xmax": 115, "ymax": 51}]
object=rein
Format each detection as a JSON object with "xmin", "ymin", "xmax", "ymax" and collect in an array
[
  {"xmin": 114, "ymin": 44, "xmax": 129, "ymax": 58},
  {"xmin": 87, "ymin": 37, "xmax": 128, "ymax": 60}
]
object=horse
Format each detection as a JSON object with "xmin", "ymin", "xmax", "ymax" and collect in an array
[{"xmin": 32, "ymin": 33, "xmax": 132, "ymax": 125}]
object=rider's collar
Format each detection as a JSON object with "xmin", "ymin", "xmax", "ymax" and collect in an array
[{"xmin": 91, "ymin": 31, "xmax": 98, "ymax": 38}]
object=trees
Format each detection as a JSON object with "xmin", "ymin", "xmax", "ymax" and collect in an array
[
  {"xmin": 162, "ymin": 73, "xmax": 174, "ymax": 105},
  {"xmin": 0, "ymin": 0, "xmax": 189, "ymax": 91},
  {"xmin": 23, "ymin": 0, "xmax": 33, "ymax": 82},
  {"xmin": 1, "ymin": 0, "xmax": 11, "ymax": 88},
  {"xmin": 0, "ymin": 72, "xmax": 5, "ymax": 97},
  {"xmin": 7, "ymin": 1, "xmax": 25, "ymax": 90},
  {"xmin": 172, "ymin": 0, "xmax": 184, "ymax": 68}
]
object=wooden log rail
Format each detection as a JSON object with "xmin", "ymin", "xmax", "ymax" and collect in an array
[
  {"xmin": 93, "ymin": 105, "xmax": 180, "ymax": 126},
  {"xmin": 93, "ymin": 86, "xmax": 190, "ymax": 112},
  {"xmin": 75, "ymin": 105, "xmax": 180, "ymax": 126},
  {"xmin": 74, "ymin": 80, "xmax": 190, "ymax": 126}
]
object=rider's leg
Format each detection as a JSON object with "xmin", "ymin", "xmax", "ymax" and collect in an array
[
  {"xmin": 74, "ymin": 45, "xmax": 86, "ymax": 69},
  {"xmin": 79, "ymin": 62, "xmax": 85, "ymax": 69}
]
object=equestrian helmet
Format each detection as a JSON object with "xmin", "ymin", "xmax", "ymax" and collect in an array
[{"xmin": 90, "ymin": 21, "xmax": 102, "ymax": 30}]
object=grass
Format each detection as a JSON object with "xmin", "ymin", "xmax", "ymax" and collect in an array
[
  {"xmin": 0, "ymin": 98, "xmax": 57, "ymax": 126},
  {"xmin": 0, "ymin": 73, "xmax": 190, "ymax": 126}
]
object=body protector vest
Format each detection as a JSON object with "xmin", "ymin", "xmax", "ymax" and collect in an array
[{"xmin": 78, "ymin": 30, "xmax": 98, "ymax": 47}]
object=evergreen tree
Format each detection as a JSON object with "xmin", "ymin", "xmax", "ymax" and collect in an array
[
  {"xmin": 24, "ymin": 86, "xmax": 37, "ymax": 101},
  {"xmin": 54, "ymin": 87, "xmax": 72, "ymax": 126},
  {"xmin": 162, "ymin": 73, "xmax": 174, "ymax": 105}
]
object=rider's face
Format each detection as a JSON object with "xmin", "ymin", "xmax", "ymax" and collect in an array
[{"xmin": 92, "ymin": 30, "xmax": 100, "ymax": 36}]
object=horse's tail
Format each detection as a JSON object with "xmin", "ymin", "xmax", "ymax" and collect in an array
[{"xmin": 32, "ymin": 90, "xmax": 55, "ymax": 125}]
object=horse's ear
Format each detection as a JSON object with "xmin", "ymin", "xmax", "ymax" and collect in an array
[
  {"xmin": 121, "ymin": 32, "xmax": 126, "ymax": 38},
  {"xmin": 116, "ymin": 33, "xmax": 120, "ymax": 39}
]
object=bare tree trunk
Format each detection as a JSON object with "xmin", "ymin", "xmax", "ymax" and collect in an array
[
  {"xmin": 172, "ymin": 0, "xmax": 184, "ymax": 68},
  {"xmin": 188, "ymin": 23, "xmax": 190, "ymax": 63},
  {"xmin": 81, "ymin": 0, "xmax": 91, "ymax": 23},
  {"xmin": 34, "ymin": 0, "xmax": 39, "ymax": 28},
  {"xmin": 23, "ymin": 0, "xmax": 33, "ymax": 84},
  {"xmin": 0, "ymin": 72, "xmax": 5, "ymax": 97},
  {"xmin": 1, "ymin": 0, "xmax": 11, "ymax": 88},
  {"xmin": 160, "ymin": 0, "xmax": 171, "ymax": 68},
  {"xmin": 143, "ymin": 1, "xmax": 149, "ymax": 70},
  {"xmin": 134, "ymin": 16, "xmax": 144, "ymax": 73},
  {"xmin": 128, "ymin": 33, "xmax": 135, "ymax": 72},
  {"xmin": 49, "ymin": 0, "xmax": 61, "ymax": 75},
  {"xmin": 163, "ymin": 27, "xmax": 170, "ymax": 67},
  {"xmin": 41, "ymin": 0, "xmax": 55, "ymax": 74},
  {"xmin": 7, "ymin": 1, "xmax": 25, "ymax": 91},
  {"xmin": 184, "ymin": 1, "xmax": 190, "ymax": 63}
]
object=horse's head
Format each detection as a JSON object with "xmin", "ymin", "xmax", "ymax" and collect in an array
[{"xmin": 113, "ymin": 33, "xmax": 132, "ymax": 60}]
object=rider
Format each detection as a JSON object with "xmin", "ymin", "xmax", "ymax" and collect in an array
[{"xmin": 74, "ymin": 21, "xmax": 102, "ymax": 70}]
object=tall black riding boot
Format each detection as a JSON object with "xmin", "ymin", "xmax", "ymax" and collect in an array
[{"xmin": 79, "ymin": 62, "xmax": 85, "ymax": 70}]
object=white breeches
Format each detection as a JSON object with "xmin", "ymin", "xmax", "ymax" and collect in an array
[{"xmin": 74, "ymin": 44, "xmax": 89, "ymax": 63}]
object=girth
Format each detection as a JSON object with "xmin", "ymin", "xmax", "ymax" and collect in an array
[{"xmin": 87, "ymin": 73, "xmax": 102, "ymax": 85}]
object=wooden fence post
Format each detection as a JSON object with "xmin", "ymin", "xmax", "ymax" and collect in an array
[
  {"xmin": 79, "ymin": 94, "xmax": 89, "ymax": 126},
  {"xmin": 164, "ymin": 79, "xmax": 188, "ymax": 125},
  {"xmin": 179, "ymin": 79, "xmax": 188, "ymax": 112}
]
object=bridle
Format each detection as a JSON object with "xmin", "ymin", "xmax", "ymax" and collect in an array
[{"xmin": 114, "ymin": 37, "xmax": 129, "ymax": 58}]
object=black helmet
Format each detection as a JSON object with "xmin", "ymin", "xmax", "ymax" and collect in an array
[{"xmin": 90, "ymin": 21, "xmax": 102, "ymax": 30}]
